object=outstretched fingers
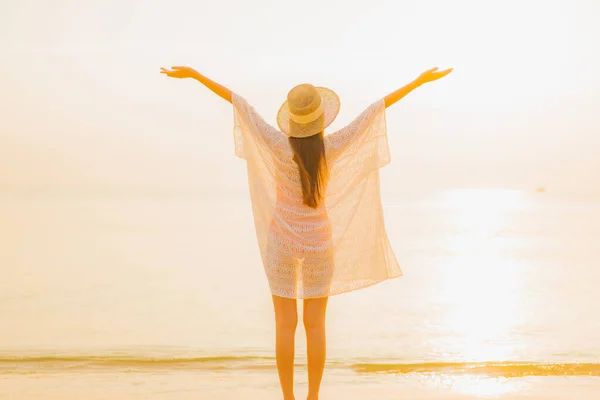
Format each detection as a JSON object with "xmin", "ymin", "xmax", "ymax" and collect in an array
[
  {"xmin": 160, "ymin": 67, "xmax": 182, "ymax": 78},
  {"xmin": 436, "ymin": 68, "xmax": 453, "ymax": 77}
]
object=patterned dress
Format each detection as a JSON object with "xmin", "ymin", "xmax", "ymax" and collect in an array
[{"xmin": 232, "ymin": 93, "xmax": 402, "ymax": 299}]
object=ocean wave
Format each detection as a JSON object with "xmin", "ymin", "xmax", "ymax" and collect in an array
[
  {"xmin": 1, "ymin": 355, "xmax": 599, "ymax": 377},
  {"xmin": 0, "ymin": 354, "xmax": 274, "ymax": 371},
  {"xmin": 351, "ymin": 361, "xmax": 600, "ymax": 376}
]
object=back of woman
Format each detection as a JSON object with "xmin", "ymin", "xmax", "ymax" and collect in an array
[
  {"xmin": 230, "ymin": 84, "xmax": 403, "ymax": 300},
  {"xmin": 160, "ymin": 64, "xmax": 452, "ymax": 400},
  {"xmin": 269, "ymin": 131, "xmax": 335, "ymax": 299}
]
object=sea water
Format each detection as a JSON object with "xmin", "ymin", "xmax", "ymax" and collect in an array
[{"xmin": 1, "ymin": 189, "xmax": 599, "ymax": 399}]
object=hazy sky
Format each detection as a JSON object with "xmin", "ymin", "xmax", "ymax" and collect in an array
[{"xmin": 1, "ymin": 0, "xmax": 599, "ymax": 195}]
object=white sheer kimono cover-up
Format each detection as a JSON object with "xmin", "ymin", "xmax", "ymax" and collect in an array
[{"xmin": 232, "ymin": 92, "xmax": 402, "ymax": 299}]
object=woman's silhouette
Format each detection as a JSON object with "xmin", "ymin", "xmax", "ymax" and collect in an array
[{"xmin": 160, "ymin": 65, "xmax": 452, "ymax": 400}]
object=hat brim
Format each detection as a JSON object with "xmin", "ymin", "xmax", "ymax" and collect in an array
[{"xmin": 277, "ymin": 87, "xmax": 340, "ymax": 138}]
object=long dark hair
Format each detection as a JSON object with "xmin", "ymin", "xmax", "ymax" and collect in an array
[{"xmin": 288, "ymin": 132, "xmax": 330, "ymax": 208}]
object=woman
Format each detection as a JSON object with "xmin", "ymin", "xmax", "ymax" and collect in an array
[{"xmin": 160, "ymin": 65, "xmax": 452, "ymax": 400}]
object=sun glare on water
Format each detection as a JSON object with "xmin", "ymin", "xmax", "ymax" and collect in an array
[
  {"xmin": 440, "ymin": 188, "xmax": 527, "ymax": 210},
  {"xmin": 430, "ymin": 189, "xmax": 532, "ymax": 397},
  {"xmin": 421, "ymin": 374, "xmax": 526, "ymax": 399}
]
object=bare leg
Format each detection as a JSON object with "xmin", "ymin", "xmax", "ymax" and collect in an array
[
  {"xmin": 272, "ymin": 295, "xmax": 298, "ymax": 400},
  {"xmin": 303, "ymin": 297, "xmax": 329, "ymax": 400}
]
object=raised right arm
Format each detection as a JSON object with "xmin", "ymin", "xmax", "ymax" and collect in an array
[
  {"xmin": 383, "ymin": 79, "xmax": 421, "ymax": 108},
  {"xmin": 327, "ymin": 67, "xmax": 453, "ymax": 159},
  {"xmin": 384, "ymin": 67, "xmax": 453, "ymax": 108}
]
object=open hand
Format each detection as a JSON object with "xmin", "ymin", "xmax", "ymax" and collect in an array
[
  {"xmin": 160, "ymin": 66, "xmax": 198, "ymax": 79},
  {"xmin": 417, "ymin": 67, "xmax": 453, "ymax": 84}
]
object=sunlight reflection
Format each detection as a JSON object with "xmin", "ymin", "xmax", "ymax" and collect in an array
[
  {"xmin": 434, "ymin": 256, "xmax": 527, "ymax": 362},
  {"xmin": 421, "ymin": 374, "xmax": 526, "ymax": 398},
  {"xmin": 432, "ymin": 189, "xmax": 529, "ymax": 364},
  {"xmin": 439, "ymin": 189, "xmax": 529, "ymax": 252},
  {"xmin": 440, "ymin": 188, "xmax": 526, "ymax": 210}
]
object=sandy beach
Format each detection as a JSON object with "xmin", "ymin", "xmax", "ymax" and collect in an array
[{"xmin": 3, "ymin": 368, "xmax": 600, "ymax": 399}]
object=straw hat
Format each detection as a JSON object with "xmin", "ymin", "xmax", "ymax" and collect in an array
[{"xmin": 277, "ymin": 83, "xmax": 340, "ymax": 138}]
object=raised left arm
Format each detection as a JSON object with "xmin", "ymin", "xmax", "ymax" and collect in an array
[{"xmin": 160, "ymin": 66, "xmax": 233, "ymax": 103}]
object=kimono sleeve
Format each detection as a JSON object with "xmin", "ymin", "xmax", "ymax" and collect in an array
[
  {"xmin": 232, "ymin": 92, "xmax": 287, "ymax": 160},
  {"xmin": 325, "ymin": 98, "xmax": 390, "ymax": 171}
]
